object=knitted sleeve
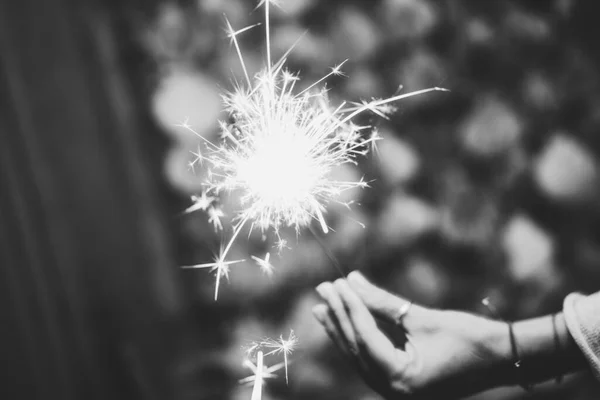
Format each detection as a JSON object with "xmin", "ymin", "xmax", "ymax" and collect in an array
[{"xmin": 563, "ymin": 291, "xmax": 600, "ymax": 381}]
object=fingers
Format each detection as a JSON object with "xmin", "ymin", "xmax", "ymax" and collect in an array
[
  {"xmin": 313, "ymin": 302, "xmax": 390, "ymax": 386},
  {"xmin": 312, "ymin": 304, "xmax": 351, "ymax": 356},
  {"xmin": 316, "ymin": 282, "xmax": 358, "ymax": 353},
  {"xmin": 333, "ymin": 279, "xmax": 409, "ymax": 374},
  {"xmin": 347, "ymin": 271, "xmax": 423, "ymax": 329}
]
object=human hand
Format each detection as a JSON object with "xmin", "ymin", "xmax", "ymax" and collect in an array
[{"xmin": 313, "ymin": 271, "xmax": 512, "ymax": 399}]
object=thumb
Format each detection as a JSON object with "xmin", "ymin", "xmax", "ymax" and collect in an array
[{"xmin": 347, "ymin": 271, "xmax": 424, "ymax": 329}]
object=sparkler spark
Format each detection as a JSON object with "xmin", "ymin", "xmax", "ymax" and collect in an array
[
  {"xmin": 207, "ymin": 206, "xmax": 225, "ymax": 231},
  {"xmin": 275, "ymin": 238, "xmax": 289, "ymax": 253},
  {"xmin": 240, "ymin": 351, "xmax": 287, "ymax": 400},
  {"xmin": 183, "ymin": 191, "xmax": 215, "ymax": 215},
  {"xmin": 181, "ymin": 255, "xmax": 245, "ymax": 300},
  {"xmin": 241, "ymin": 330, "xmax": 298, "ymax": 400},
  {"xmin": 251, "ymin": 252, "xmax": 274, "ymax": 276},
  {"xmin": 239, "ymin": 352, "xmax": 285, "ymax": 386},
  {"xmin": 262, "ymin": 330, "xmax": 297, "ymax": 384},
  {"xmin": 181, "ymin": 0, "xmax": 447, "ymax": 300},
  {"xmin": 190, "ymin": 145, "xmax": 203, "ymax": 168}
]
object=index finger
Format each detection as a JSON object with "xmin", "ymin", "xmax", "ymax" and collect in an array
[
  {"xmin": 347, "ymin": 271, "xmax": 425, "ymax": 330},
  {"xmin": 333, "ymin": 279, "xmax": 410, "ymax": 375}
]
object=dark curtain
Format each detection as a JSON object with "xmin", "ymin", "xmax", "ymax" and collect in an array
[{"xmin": 0, "ymin": 1, "xmax": 218, "ymax": 399}]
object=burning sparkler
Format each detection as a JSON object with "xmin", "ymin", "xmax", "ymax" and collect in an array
[{"xmin": 181, "ymin": 0, "xmax": 447, "ymax": 300}]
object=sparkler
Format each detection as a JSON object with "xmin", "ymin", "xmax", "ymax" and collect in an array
[
  {"xmin": 181, "ymin": 0, "xmax": 446, "ymax": 299},
  {"xmin": 177, "ymin": 2, "xmax": 447, "ymax": 397}
]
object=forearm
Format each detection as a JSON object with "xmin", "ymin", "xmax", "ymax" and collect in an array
[{"xmin": 493, "ymin": 313, "xmax": 588, "ymax": 386}]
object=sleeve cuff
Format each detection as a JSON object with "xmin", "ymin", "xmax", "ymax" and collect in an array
[{"xmin": 563, "ymin": 292, "xmax": 600, "ymax": 381}]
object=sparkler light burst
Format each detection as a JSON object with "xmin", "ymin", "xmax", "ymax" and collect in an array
[
  {"xmin": 181, "ymin": 0, "xmax": 447, "ymax": 300},
  {"xmin": 240, "ymin": 330, "xmax": 298, "ymax": 400}
]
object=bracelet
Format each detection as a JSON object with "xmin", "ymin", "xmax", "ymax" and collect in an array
[
  {"xmin": 508, "ymin": 322, "xmax": 533, "ymax": 391},
  {"xmin": 551, "ymin": 314, "xmax": 564, "ymax": 384},
  {"xmin": 482, "ymin": 300, "xmax": 534, "ymax": 390}
]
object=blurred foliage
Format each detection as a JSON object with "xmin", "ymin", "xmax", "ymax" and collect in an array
[{"xmin": 147, "ymin": 0, "xmax": 600, "ymax": 399}]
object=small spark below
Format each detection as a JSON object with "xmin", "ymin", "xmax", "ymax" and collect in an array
[{"xmin": 262, "ymin": 330, "xmax": 297, "ymax": 384}]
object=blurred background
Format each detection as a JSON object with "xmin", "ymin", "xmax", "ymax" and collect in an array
[
  {"xmin": 2, "ymin": 0, "xmax": 600, "ymax": 400},
  {"xmin": 153, "ymin": 0, "xmax": 600, "ymax": 399}
]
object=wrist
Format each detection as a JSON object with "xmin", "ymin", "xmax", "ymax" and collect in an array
[
  {"xmin": 481, "ymin": 319, "xmax": 514, "ymax": 386},
  {"xmin": 483, "ymin": 319, "xmax": 512, "ymax": 362},
  {"xmin": 486, "ymin": 313, "xmax": 587, "ymax": 388},
  {"xmin": 475, "ymin": 317, "xmax": 556, "ymax": 388}
]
